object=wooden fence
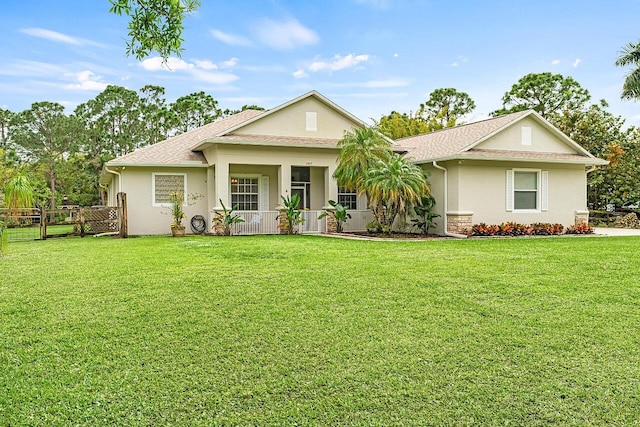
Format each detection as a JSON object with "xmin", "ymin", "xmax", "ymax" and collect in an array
[{"xmin": 0, "ymin": 192, "xmax": 127, "ymax": 241}]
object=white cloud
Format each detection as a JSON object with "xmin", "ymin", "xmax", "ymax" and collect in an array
[
  {"xmin": 64, "ymin": 70, "xmax": 108, "ymax": 91},
  {"xmin": 21, "ymin": 27, "xmax": 82, "ymax": 45},
  {"xmin": 573, "ymin": 58, "xmax": 582, "ymax": 67},
  {"xmin": 309, "ymin": 54, "xmax": 370, "ymax": 73},
  {"xmin": 293, "ymin": 68, "xmax": 308, "ymax": 79},
  {"xmin": 221, "ymin": 57, "xmax": 239, "ymax": 68},
  {"xmin": 139, "ymin": 56, "xmax": 238, "ymax": 85},
  {"xmin": 210, "ymin": 29, "xmax": 252, "ymax": 46},
  {"xmin": 194, "ymin": 60, "xmax": 218, "ymax": 70},
  {"xmin": 253, "ymin": 18, "xmax": 319, "ymax": 50},
  {"xmin": 393, "ymin": 53, "xmax": 399, "ymax": 58},
  {"xmin": 552, "ymin": 59, "xmax": 561, "ymax": 65},
  {"xmin": 451, "ymin": 62, "xmax": 459, "ymax": 67}
]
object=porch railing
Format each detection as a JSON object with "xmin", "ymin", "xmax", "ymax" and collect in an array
[{"xmin": 229, "ymin": 209, "xmax": 372, "ymax": 235}]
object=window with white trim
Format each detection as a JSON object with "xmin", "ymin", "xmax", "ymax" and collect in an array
[
  {"xmin": 153, "ymin": 173, "xmax": 186, "ymax": 206},
  {"xmin": 338, "ymin": 187, "xmax": 357, "ymax": 210},
  {"xmin": 231, "ymin": 177, "xmax": 259, "ymax": 210},
  {"xmin": 506, "ymin": 169, "xmax": 548, "ymax": 212}
]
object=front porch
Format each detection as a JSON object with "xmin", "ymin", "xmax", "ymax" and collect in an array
[{"xmin": 219, "ymin": 209, "xmax": 373, "ymax": 235}]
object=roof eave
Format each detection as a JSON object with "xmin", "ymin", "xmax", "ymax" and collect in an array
[
  {"xmin": 194, "ymin": 139, "xmax": 339, "ymax": 150},
  {"xmin": 104, "ymin": 161, "xmax": 208, "ymax": 168},
  {"xmin": 410, "ymin": 154, "xmax": 609, "ymax": 166}
]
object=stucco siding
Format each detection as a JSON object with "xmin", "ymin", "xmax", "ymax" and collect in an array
[
  {"xmin": 233, "ymin": 97, "xmax": 360, "ymax": 139},
  {"xmin": 121, "ymin": 167, "xmax": 209, "ymax": 235},
  {"xmin": 457, "ymin": 161, "xmax": 586, "ymax": 226},
  {"xmin": 422, "ymin": 165, "xmax": 445, "ymax": 235},
  {"xmin": 475, "ymin": 117, "xmax": 577, "ymax": 154}
]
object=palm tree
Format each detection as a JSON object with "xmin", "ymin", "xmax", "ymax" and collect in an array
[
  {"xmin": 333, "ymin": 127, "xmax": 392, "ymax": 192},
  {"xmin": 4, "ymin": 173, "xmax": 35, "ymax": 223},
  {"xmin": 364, "ymin": 154, "xmax": 430, "ymax": 232},
  {"xmin": 616, "ymin": 40, "xmax": 640, "ymax": 100}
]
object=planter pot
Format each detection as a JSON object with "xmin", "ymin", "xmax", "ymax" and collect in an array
[{"xmin": 171, "ymin": 226, "xmax": 186, "ymax": 237}]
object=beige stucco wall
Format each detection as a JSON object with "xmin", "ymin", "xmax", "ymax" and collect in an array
[
  {"xmin": 423, "ymin": 165, "xmax": 446, "ymax": 235},
  {"xmin": 476, "ymin": 117, "xmax": 577, "ymax": 154},
  {"xmin": 422, "ymin": 160, "xmax": 587, "ymax": 234},
  {"xmin": 233, "ymin": 97, "xmax": 360, "ymax": 139},
  {"xmin": 119, "ymin": 166, "xmax": 209, "ymax": 236}
]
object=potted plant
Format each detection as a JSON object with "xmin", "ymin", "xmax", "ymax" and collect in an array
[
  {"xmin": 169, "ymin": 191, "xmax": 186, "ymax": 236},
  {"xmin": 318, "ymin": 200, "xmax": 351, "ymax": 233},
  {"xmin": 212, "ymin": 199, "xmax": 245, "ymax": 236}
]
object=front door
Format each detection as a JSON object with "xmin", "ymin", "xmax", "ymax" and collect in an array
[{"xmin": 291, "ymin": 184, "xmax": 309, "ymax": 209}]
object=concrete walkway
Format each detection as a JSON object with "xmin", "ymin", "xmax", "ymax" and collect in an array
[{"xmin": 593, "ymin": 227, "xmax": 640, "ymax": 236}]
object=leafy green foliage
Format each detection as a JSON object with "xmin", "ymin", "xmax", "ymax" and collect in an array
[
  {"xmin": 420, "ymin": 87, "xmax": 476, "ymax": 129},
  {"xmin": 411, "ymin": 194, "xmax": 440, "ymax": 235},
  {"xmin": 0, "ymin": 220, "xmax": 6, "ymax": 256},
  {"xmin": 492, "ymin": 72, "xmax": 591, "ymax": 119},
  {"xmin": 168, "ymin": 191, "xmax": 185, "ymax": 227},
  {"xmin": 212, "ymin": 199, "xmax": 245, "ymax": 236},
  {"xmin": 375, "ymin": 111, "xmax": 432, "ymax": 139},
  {"xmin": 3, "ymin": 173, "xmax": 35, "ymax": 223},
  {"xmin": 318, "ymin": 200, "xmax": 351, "ymax": 233},
  {"xmin": 170, "ymin": 91, "xmax": 221, "ymax": 133},
  {"xmin": 109, "ymin": 0, "xmax": 201, "ymax": 61},
  {"xmin": 616, "ymin": 39, "xmax": 640, "ymax": 100},
  {"xmin": 364, "ymin": 154, "xmax": 430, "ymax": 232},
  {"xmin": 278, "ymin": 194, "xmax": 305, "ymax": 235}
]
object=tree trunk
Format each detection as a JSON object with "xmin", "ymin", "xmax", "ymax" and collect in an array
[{"xmin": 49, "ymin": 165, "xmax": 56, "ymax": 223}]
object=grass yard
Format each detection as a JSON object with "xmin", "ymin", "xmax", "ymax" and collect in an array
[{"xmin": 1, "ymin": 235, "xmax": 639, "ymax": 425}]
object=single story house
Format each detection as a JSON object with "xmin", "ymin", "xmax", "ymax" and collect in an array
[{"xmin": 101, "ymin": 91, "xmax": 607, "ymax": 236}]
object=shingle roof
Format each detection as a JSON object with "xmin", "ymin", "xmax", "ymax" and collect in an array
[
  {"xmin": 398, "ymin": 110, "xmax": 607, "ymax": 165},
  {"xmin": 107, "ymin": 109, "xmax": 265, "ymax": 166},
  {"xmin": 397, "ymin": 110, "xmax": 530, "ymax": 161},
  {"xmin": 211, "ymin": 134, "xmax": 340, "ymax": 147}
]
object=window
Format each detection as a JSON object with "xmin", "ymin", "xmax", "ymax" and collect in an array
[
  {"xmin": 506, "ymin": 169, "xmax": 548, "ymax": 212},
  {"xmin": 231, "ymin": 177, "xmax": 259, "ymax": 210},
  {"xmin": 153, "ymin": 173, "xmax": 186, "ymax": 206},
  {"xmin": 338, "ymin": 187, "xmax": 357, "ymax": 210}
]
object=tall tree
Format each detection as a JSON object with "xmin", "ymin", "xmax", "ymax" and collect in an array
[
  {"xmin": 492, "ymin": 72, "xmax": 591, "ymax": 119},
  {"xmin": 615, "ymin": 40, "xmax": 640, "ymax": 100},
  {"xmin": 0, "ymin": 109, "xmax": 13, "ymax": 164},
  {"xmin": 375, "ymin": 111, "xmax": 432, "ymax": 140},
  {"xmin": 170, "ymin": 91, "xmax": 221, "ymax": 133},
  {"xmin": 420, "ymin": 88, "xmax": 476, "ymax": 128},
  {"xmin": 109, "ymin": 0, "xmax": 201, "ymax": 61},
  {"xmin": 11, "ymin": 102, "xmax": 82, "ymax": 213},
  {"xmin": 334, "ymin": 127, "xmax": 392, "ymax": 193},
  {"xmin": 139, "ymin": 84, "xmax": 173, "ymax": 145}
]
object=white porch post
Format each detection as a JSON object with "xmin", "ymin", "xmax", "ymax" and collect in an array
[
  {"xmin": 206, "ymin": 167, "xmax": 215, "ymax": 209},
  {"xmin": 278, "ymin": 163, "xmax": 292, "ymax": 203},
  {"xmin": 325, "ymin": 165, "xmax": 338, "ymax": 204},
  {"xmin": 214, "ymin": 162, "xmax": 229, "ymax": 208}
]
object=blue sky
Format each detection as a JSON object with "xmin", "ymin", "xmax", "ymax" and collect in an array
[{"xmin": 2, "ymin": 0, "xmax": 640, "ymax": 126}]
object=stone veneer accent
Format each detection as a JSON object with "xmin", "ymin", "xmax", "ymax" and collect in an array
[
  {"xmin": 447, "ymin": 211, "xmax": 473, "ymax": 235},
  {"xmin": 575, "ymin": 210, "xmax": 589, "ymax": 225}
]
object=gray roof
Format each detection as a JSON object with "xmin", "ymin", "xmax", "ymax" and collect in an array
[
  {"xmin": 107, "ymin": 109, "xmax": 265, "ymax": 166},
  {"xmin": 398, "ymin": 110, "xmax": 607, "ymax": 165}
]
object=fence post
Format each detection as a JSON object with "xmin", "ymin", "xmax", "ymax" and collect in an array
[
  {"xmin": 80, "ymin": 207, "xmax": 85, "ymax": 238},
  {"xmin": 40, "ymin": 208, "xmax": 47, "ymax": 240},
  {"xmin": 118, "ymin": 192, "xmax": 128, "ymax": 238}
]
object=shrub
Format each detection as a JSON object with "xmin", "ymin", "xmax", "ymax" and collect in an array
[
  {"xmin": 566, "ymin": 223, "xmax": 594, "ymax": 234},
  {"xmin": 471, "ymin": 222, "xmax": 569, "ymax": 237}
]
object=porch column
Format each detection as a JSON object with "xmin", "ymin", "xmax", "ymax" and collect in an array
[
  {"xmin": 206, "ymin": 167, "xmax": 215, "ymax": 210},
  {"xmin": 325, "ymin": 165, "xmax": 338, "ymax": 204},
  {"xmin": 214, "ymin": 162, "xmax": 229, "ymax": 208},
  {"xmin": 278, "ymin": 163, "xmax": 292, "ymax": 203}
]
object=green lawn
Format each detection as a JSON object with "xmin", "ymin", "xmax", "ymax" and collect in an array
[{"xmin": 1, "ymin": 235, "xmax": 639, "ymax": 425}]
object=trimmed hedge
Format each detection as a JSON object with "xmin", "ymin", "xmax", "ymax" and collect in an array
[{"xmin": 471, "ymin": 221, "xmax": 593, "ymax": 237}]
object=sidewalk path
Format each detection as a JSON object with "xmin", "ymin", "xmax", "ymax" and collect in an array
[{"xmin": 593, "ymin": 227, "xmax": 640, "ymax": 236}]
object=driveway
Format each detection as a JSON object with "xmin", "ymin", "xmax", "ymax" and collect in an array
[{"xmin": 593, "ymin": 227, "xmax": 640, "ymax": 236}]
